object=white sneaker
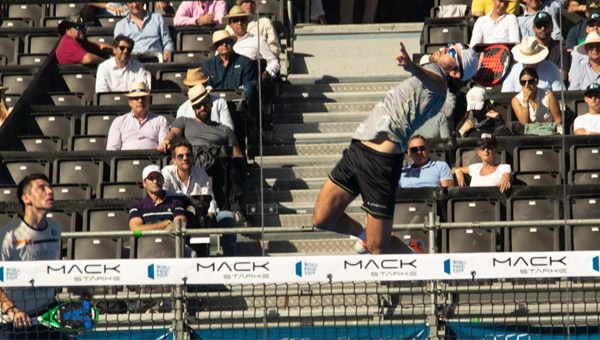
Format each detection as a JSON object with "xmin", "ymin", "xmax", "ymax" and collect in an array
[{"xmin": 354, "ymin": 239, "xmax": 368, "ymax": 254}]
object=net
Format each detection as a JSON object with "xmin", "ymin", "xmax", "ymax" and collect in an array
[{"xmin": 2, "ymin": 253, "xmax": 600, "ymax": 339}]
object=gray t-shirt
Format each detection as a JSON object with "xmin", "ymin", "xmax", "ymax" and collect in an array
[
  {"xmin": 0, "ymin": 218, "xmax": 61, "ymax": 314},
  {"xmin": 172, "ymin": 117, "xmax": 238, "ymax": 148},
  {"xmin": 352, "ymin": 63, "xmax": 448, "ymax": 151}
]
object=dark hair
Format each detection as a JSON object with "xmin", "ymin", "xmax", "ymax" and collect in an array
[
  {"xmin": 17, "ymin": 173, "xmax": 51, "ymax": 211},
  {"xmin": 519, "ymin": 67, "xmax": 539, "ymax": 81},
  {"xmin": 408, "ymin": 134, "xmax": 428, "ymax": 146},
  {"xmin": 113, "ymin": 34, "xmax": 135, "ymax": 49},
  {"xmin": 171, "ymin": 138, "xmax": 193, "ymax": 158}
]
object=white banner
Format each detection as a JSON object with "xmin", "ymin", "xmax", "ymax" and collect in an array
[{"xmin": 1, "ymin": 252, "xmax": 600, "ymax": 287}]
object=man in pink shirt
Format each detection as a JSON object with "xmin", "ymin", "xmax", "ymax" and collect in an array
[
  {"xmin": 55, "ymin": 13, "xmax": 111, "ymax": 65},
  {"xmin": 174, "ymin": 0, "xmax": 228, "ymax": 26},
  {"xmin": 106, "ymin": 82, "xmax": 170, "ymax": 151}
]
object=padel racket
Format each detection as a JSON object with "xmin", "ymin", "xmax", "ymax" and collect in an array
[
  {"xmin": 472, "ymin": 44, "xmax": 513, "ymax": 87},
  {"xmin": 1, "ymin": 300, "xmax": 98, "ymax": 332}
]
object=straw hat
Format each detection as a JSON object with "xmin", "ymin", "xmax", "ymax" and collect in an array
[
  {"xmin": 210, "ymin": 30, "xmax": 237, "ymax": 50},
  {"xmin": 125, "ymin": 82, "xmax": 151, "ymax": 98},
  {"xmin": 511, "ymin": 36, "xmax": 549, "ymax": 64},
  {"xmin": 576, "ymin": 31, "xmax": 600, "ymax": 55},
  {"xmin": 183, "ymin": 68, "xmax": 210, "ymax": 87},
  {"xmin": 223, "ymin": 5, "xmax": 253, "ymax": 23},
  {"xmin": 188, "ymin": 83, "xmax": 212, "ymax": 106}
]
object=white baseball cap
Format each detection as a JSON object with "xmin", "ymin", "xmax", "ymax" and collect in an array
[
  {"xmin": 142, "ymin": 165, "xmax": 162, "ymax": 181},
  {"xmin": 466, "ymin": 87, "xmax": 487, "ymax": 111}
]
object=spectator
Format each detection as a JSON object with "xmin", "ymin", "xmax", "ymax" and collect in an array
[
  {"xmin": 95, "ymin": 34, "xmax": 149, "ymax": 93},
  {"xmin": 174, "ymin": 0, "xmax": 227, "ymax": 26},
  {"xmin": 176, "ymin": 68, "xmax": 235, "ymax": 131},
  {"xmin": 472, "ymin": 0, "xmax": 521, "ymax": 16},
  {"xmin": 162, "ymin": 138, "xmax": 237, "ymax": 256},
  {"xmin": 457, "ymin": 86, "xmax": 510, "ymax": 138},
  {"xmin": 398, "ymin": 135, "xmax": 453, "ymax": 188},
  {"xmin": 80, "ymin": 2, "xmax": 128, "ymax": 25},
  {"xmin": 451, "ymin": 134, "xmax": 512, "ymax": 193},
  {"xmin": 311, "ymin": 0, "xmax": 327, "ymax": 24},
  {"xmin": 566, "ymin": 0, "xmax": 600, "ymax": 52},
  {"xmin": 340, "ymin": 0, "xmax": 378, "ymax": 24},
  {"xmin": 202, "ymin": 30, "xmax": 257, "ymax": 90},
  {"xmin": 234, "ymin": 0, "xmax": 282, "ymax": 55},
  {"xmin": 501, "ymin": 36, "xmax": 564, "ymax": 92},
  {"xmin": 114, "ymin": 2, "xmax": 174, "ymax": 62},
  {"xmin": 55, "ymin": 13, "xmax": 111, "ymax": 65},
  {"xmin": 574, "ymin": 83, "xmax": 600, "ymax": 134},
  {"xmin": 511, "ymin": 67, "xmax": 562, "ymax": 129},
  {"xmin": 518, "ymin": 0, "xmax": 562, "ymax": 41},
  {"xmin": 533, "ymin": 12, "xmax": 571, "ymax": 81},
  {"xmin": 569, "ymin": 31, "xmax": 600, "ymax": 90},
  {"xmin": 469, "ymin": 0, "xmax": 520, "ymax": 46},
  {"xmin": 225, "ymin": 6, "xmax": 280, "ymax": 80},
  {"xmin": 568, "ymin": 0, "xmax": 588, "ymax": 13},
  {"xmin": 0, "ymin": 84, "xmax": 12, "ymax": 127},
  {"xmin": 412, "ymin": 112, "xmax": 451, "ymax": 139},
  {"xmin": 106, "ymin": 82, "xmax": 170, "ymax": 150}
]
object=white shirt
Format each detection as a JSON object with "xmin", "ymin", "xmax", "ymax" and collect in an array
[
  {"xmin": 95, "ymin": 57, "xmax": 149, "ymax": 93},
  {"xmin": 574, "ymin": 113, "xmax": 600, "ymax": 134},
  {"xmin": 501, "ymin": 61, "xmax": 564, "ymax": 92},
  {"xmin": 233, "ymin": 33, "xmax": 280, "ymax": 77},
  {"xmin": 227, "ymin": 17, "xmax": 280, "ymax": 55},
  {"xmin": 162, "ymin": 164, "xmax": 218, "ymax": 215},
  {"xmin": 469, "ymin": 12, "xmax": 520, "ymax": 46},
  {"xmin": 176, "ymin": 96, "xmax": 234, "ymax": 131},
  {"xmin": 469, "ymin": 163, "xmax": 511, "ymax": 187}
]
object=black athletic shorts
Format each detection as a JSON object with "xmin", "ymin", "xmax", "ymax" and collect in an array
[{"xmin": 329, "ymin": 140, "xmax": 403, "ymax": 219}]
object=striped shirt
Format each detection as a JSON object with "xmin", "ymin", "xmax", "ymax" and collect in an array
[{"xmin": 129, "ymin": 192, "xmax": 186, "ymax": 224}]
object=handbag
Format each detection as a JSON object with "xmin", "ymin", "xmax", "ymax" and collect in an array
[{"xmin": 524, "ymin": 122, "xmax": 558, "ymax": 136}]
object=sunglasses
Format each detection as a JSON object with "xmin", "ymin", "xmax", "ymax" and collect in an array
[
  {"xmin": 215, "ymin": 39, "xmax": 232, "ymax": 48},
  {"xmin": 176, "ymin": 152, "xmax": 193, "ymax": 160},
  {"xmin": 118, "ymin": 45, "xmax": 132, "ymax": 51},
  {"xmin": 409, "ymin": 145, "xmax": 427, "ymax": 154},
  {"xmin": 447, "ymin": 44, "xmax": 463, "ymax": 78},
  {"xmin": 231, "ymin": 17, "xmax": 248, "ymax": 24},
  {"xmin": 145, "ymin": 174, "xmax": 162, "ymax": 182},
  {"xmin": 73, "ymin": 24, "xmax": 87, "ymax": 31},
  {"xmin": 192, "ymin": 100, "xmax": 211, "ymax": 110},
  {"xmin": 520, "ymin": 79, "xmax": 537, "ymax": 86},
  {"xmin": 534, "ymin": 22, "xmax": 550, "ymax": 29}
]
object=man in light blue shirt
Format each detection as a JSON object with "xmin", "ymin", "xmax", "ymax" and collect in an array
[
  {"xmin": 114, "ymin": 2, "xmax": 174, "ymax": 62},
  {"xmin": 569, "ymin": 31, "xmax": 600, "ymax": 90},
  {"xmin": 399, "ymin": 135, "xmax": 454, "ymax": 188},
  {"xmin": 518, "ymin": 1, "xmax": 562, "ymax": 40}
]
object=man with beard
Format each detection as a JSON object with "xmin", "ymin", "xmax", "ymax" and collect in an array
[
  {"xmin": 55, "ymin": 13, "xmax": 111, "ymax": 65},
  {"xmin": 532, "ymin": 12, "xmax": 571, "ymax": 81},
  {"xmin": 95, "ymin": 34, "xmax": 149, "ymax": 93}
]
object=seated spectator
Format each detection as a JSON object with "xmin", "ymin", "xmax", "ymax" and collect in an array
[
  {"xmin": 518, "ymin": 0, "xmax": 561, "ymax": 41},
  {"xmin": 566, "ymin": 0, "xmax": 600, "ymax": 52},
  {"xmin": 568, "ymin": 0, "xmax": 588, "ymax": 13},
  {"xmin": 412, "ymin": 112, "xmax": 451, "ymax": 139},
  {"xmin": 176, "ymin": 67, "xmax": 235, "ymax": 131},
  {"xmin": 55, "ymin": 13, "xmax": 111, "ymax": 65},
  {"xmin": 511, "ymin": 67, "xmax": 562, "ymax": 128},
  {"xmin": 569, "ymin": 31, "xmax": 600, "ymax": 90},
  {"xmin": 502, "ymin": 36, "xmax": 564, "ymax": 92},
  {"xmin": 469, "ymin": 0, "xmax": 520, "ymax": 46},
  {"xmin": 202, "ymin": 30, "xmax": 257, "ymax": 90},
  {"xmin": 457, "ymin": 86, "xmax": 510, "ymax": 138},
  {"xmin": 452, "ymin": 134, "xmax": 512, "ymax": 193},
  {"xmin": 471, "ymin": 0, "xmax": 521, "ymax": 16},
  {"xmin": 398, "ymin": 135, "xmax": 454, "ymax": 188},
  {"xmin": 0, "ymin": 84, "xmax": 12, "ymax": 127},
  {"xmin": 129, "ymin": 165, "xmax": 187, "ymax": 232},
  {"xmin": 162, "ymin": 138, "xmax": 237, "ymax": 256},
  {"xmin": 95, "ymin": 34, "xmax": 149, "ymax": 93},
  {"xmin": 310, "ymin": 0, "xmax": 327, "ymax": 24},
  {"xmin": 231, "ymin": 0, "xmax": 281, "ymax": 55},
  {"xmin": 174, "ymin": 0, "xmax": 227, "ymax": 26},
  {"xmin": 80, "ymin": 2, "xmax": 128, "ymax": 25},
  {"xmin": 106, "ymin": 82, "xmax": 170, "ymax": 150},
  {"xmin": 533, "ymin": 12, "xmax": 571, "ymax": 81},
  {"xmin": 574, "ymin": 83, "xmax": 600, "ymax": 134},
  {"xmin": 225, "ymin": 6, "xmax": 280, "ymax": 80},
  {"xmin": 114, "ymin": 2, "xmax": 174, "ymax": 62}
]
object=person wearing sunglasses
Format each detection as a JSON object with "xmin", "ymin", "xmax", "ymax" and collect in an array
[
  {"xmin": 95, "ymin": 34, "xmax": 149, "ymax": 93},
  {"xmin": 574, "ymin": 83, "xmax": 600, "ymax": 134},
  {"xmin": 312, "ymin": 41, "xmax": 479, "ymax": 255},
  {"xmin": 55, "ymin": 13, "xmax": 111, "ymax": 65},
  {"xmin": 469, "ymin": 0, "xmax": 520, "ymax": 46},
  {"xmin": 236, "ymin": 0, "xmax": 281, "ymax": 55},
  {"xmin": 511, "ymin": 67, "xmax": 561, "ymax": 129},
  {"xmin": 398, "ymin": 135, "xmax": 453, "ymax": 188},
  {"xmin": 532, "ymin": 12, "xmax": 571, "ymax": 83},
  {"xmin": 174, "ymin": 0, "xmax": 227, "ymax": 26},
  {"xmin": 451, "ymin": 134, "xmax": 512, "ymax": 193},
  {"xmin": 569, "ymin": 31, "xmax": 600, "ymax": 90},
  {"xmin": 566, "ymin": 1, "xmax": 600, "ymax": 52},
  {"xmin": 517, "ymin": 0, "xmax": 561, "ymax": 41}
]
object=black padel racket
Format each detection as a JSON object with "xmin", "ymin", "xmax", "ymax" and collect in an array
[
  {"xmin": 2, "ymin": 300, "xmax": 98, "ymax": 332},
  {"xmin": 472, "ymin": 44, "xmax": 513, "ymax": 87}
]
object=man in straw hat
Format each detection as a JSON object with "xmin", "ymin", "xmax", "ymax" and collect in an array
[
  {"xmin": 55, "ymin": 13, "xmax": 111, "ymax": 65},
  {"xmin": 173, "ymin": 0, "xmax": 227, "ymax": 26},
  {"xmin": 224, "ymin": 5, "xmax": 280, "ymax": 80},
  {"xmin": 235, "ymin": 0, "xmax": 281, "ymax": 55},
  {"xmin": 569, "ymin": 31, "xmax": 600, "ymax": 90},
  {"xmin": 501, "ymin": 36, "xmax": 563, "ymax": 92},
  {"xmin": 95, "ymin": 34, "xmax": 149, "ymax": 93},
  {"xmin": 176, "ymin": 67, "xmax": 234, "ymax": 131},
  {"xmin": 312, "ymin": 41, "xmax": 479, "ymax": 255},
  {"xmin": 106, "ymin": 82, "xmax": 170, "ymax": 150}
]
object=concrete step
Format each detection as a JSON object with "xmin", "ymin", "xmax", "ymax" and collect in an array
[
  {"xmin": 252, "ymin": 154, "xmax": 343, "ymax": 167},
  {"xmin": 274, "ymin": 111, "xmax": 368, "ymax": 124},
  {"xmin": 245, "ymin": 212, "xmax": 364, "ymax": 228},
  {"xmin": 248, "ymin": 177, "xmax": 326, "ymax": 191},
  {"xmin": 262, "ymin": 142, "xmax": 348, "ymax": 156},
  {"xmin": 241, "ymin": 200, "xmax": 364, "ymax": 216},
  {"xmin": 275, "ymin": 101, "xmax": 377, "ymax": 113},
  {"xmin": 281, "ymin": 82, "xmax": 398, "ymax": 94},
  {"xmin": 270, "ymin": 131, "xmax": 353, "ymax": 145},
  {"xmin": 276, "ymin": 91, "xmax": 387, "ymax": 103},
  {"xmin": 250, "ymin": 165, "xmax": 332, "ymax": 179},
  {"xmin": 245, "ymin": 189, "xmax": 324, "ymax": 204},
  {"xmin": 273, "ymin": 122, "xmax": 358, "ymax": 135}
]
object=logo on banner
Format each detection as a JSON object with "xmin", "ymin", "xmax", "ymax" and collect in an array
[
  {"xmin": 344, "ymin": 258, "xmax": 418, "ymax": 278},
  {"xmin": 196, "ymin": 261, "xmax": 270, "ymax": 280},
  {"xmin": 295, "ymin": 261, "xmax": 318, "ymax": 277},
  {"xmin": 46, "ymin": 263, "xmax": 121, "ymax": 282},
  {"xmin": 593, "ymin": 256, "xmax": 599, "ymax": 272},
  {"xmin": 148, "ymin": 264, "xmax": 170, "ymax": 280},
  {"xmin": 492, "ymin": 256, "xmax": 567, "ymax": 275},
  {"xmin": 0, "ymin": 266, "xmax": 20, "ymax": 282},
  {"xmin": 444, "ymin": 259, "xmax": 466, "ymax": 275}
]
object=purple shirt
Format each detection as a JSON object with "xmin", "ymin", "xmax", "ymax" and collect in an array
[
  {"xmin": 129, "ymin": 192, "xmax": 186, "ymax": 224},
  {"xmin": 106, "ymin": 111, "xmax": 170, "ymax": 150},
  {"xmin": 174, "ymin": 0, "xmax": 227, "ymax": 26}
]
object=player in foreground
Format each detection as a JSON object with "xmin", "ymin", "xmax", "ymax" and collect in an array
[{"xmin": 312, "ymin": 42, "xmax": 479, "ymax": 254}]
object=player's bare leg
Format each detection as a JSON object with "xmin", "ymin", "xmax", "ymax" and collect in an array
[{"xmin": 312, "ymin": 179, "xmax": 363, "ymax": 236}]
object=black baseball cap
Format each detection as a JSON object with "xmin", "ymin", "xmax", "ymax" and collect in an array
[
  {"xmin": 533, "ymin": 12, "xmax": 552, "ymax": 26},
  {"xmin": 477, "ymin": 133, "xmax": 497, "ymax": 149},
  {"xmin": 588, "ymin": 0, "xmax": 600, "ymax": 16},
  {"xmin": 585, "ymin": 83, "xmax": 600, "ymax": 96}
]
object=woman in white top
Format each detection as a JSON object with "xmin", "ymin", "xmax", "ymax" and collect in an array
[
  {"xmin": 510, "ymin": 67, "xmax": 561, "ymax": 125},
  {"xmin": 451, "ymin": 134, "xmax": 512, "ymax": 193}
]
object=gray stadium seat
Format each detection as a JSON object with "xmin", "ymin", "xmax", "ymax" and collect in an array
[
  {"xmin": 2, "ymin": 73, "xmax": 34, "ymax": 95},
  {"xmin": 82, "ymin": 112, "xmax": 119, "ymax": 135},
  {"xmin": 135, "ymin": 235, "xmax": 176, "ymax": 258},
  {"xmin": 156, "ymin": 69, "xmax": 187, "ymax": 91},
  {"xmin": 53, "ymin": 158, "xmax": 104, "ymax": 195},
  {"xmin": 513, "ymin": 145, "xmax": 563, "ymax": 173},
  {"xmin": 51, "ymin": 184, "xmax": 92, "ymax": 200},
  {"xmin": 71, "ymin": 238, "xmax": 121, "ymax": 260},
  {"xmin": 69, "ymin": 135, "xmax": 108, "ymax": 151},
  {"xmin": 52, "ymin": 3, "xmax": 85, "ymax": 17},
  {"xmin": 47, "ymin": 210, "xmax": 80, "ymax": 233},
  {"xmin": 17, "ymin": 53, "xmax": 47, "ymax": 65},
  {"xmin": 570, "ymin": 144, "xmax": 600, "ymax": 170},
  {"xmin": 567, "ymin": 195, "xmax": 600, "ymax": 251},
  {"xmin": 152, "ymin": 90, "xmax": 187, "ymax": 105},
  {"xmin": 0, "ymin": 186, "xmax": 18, "ymax": 203},
  {"xmin": 32, "ymin": 113, "xmax": 76, "ymax": 148},
  {"xmin": 20, "ymin": 136, "xmax": 62, "ymax": 152},
  {"xmin": 177, "ymin": 31, "xmax": 212, "ymax": 52},
  {"xmin": 512, "ymin": 172, "xmax": 561, "ymax": 186},
  {"xmin": 95, "ymin": 92, "xmax": 128, "ymax": 105},
  {"xmin": 393, "ymin": 199, "xmax": 437, "ymax": 254},
  {"xmin": 110, "ymin": 156, "xmax": 160, "ymax": 182},
  {"xmin": 7, "ymin": 4, "xmax": 45, "ymax": 27},
  {"xmin": 445, "ymin": 198, "xmax": 501, "ymax": 253},
  {"xmin": 26, "ymin": 34, "xmax": 60, "ymax": 54},
  {"xmin": 171, "ymin": 50, "xmax": 210, "ymax": 63},
  {"xmin": 61, "ymin": 72, "xmax": 96, "ymax": 104},
  {"xmin": 0, "ymin": 211, "xmax": 18, "ymax": 227},
  {"xmin": 507, "ymin": 196, "xmax": 561, "ymax": 252},
  {"xmin": 3, "ymin": 160, "xmax": 51, "ymax": 184},
  {"xmin": 0, "ymin": 35, "xmax": 20, "ymax": 65},
  {"xmin": 569, "ymin": 170, "xmax": 600, "ymax": 185},
  {"xmin": 0, "ymin": 17, "xmax": 33, "ymax": 28},
  {"xmin": 98, "ymin": 182, "xmax": 144, "ymax": 199},
  {"xmin": 50, "ymin": 92, "xmax": 86, "ymax": 106}
]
